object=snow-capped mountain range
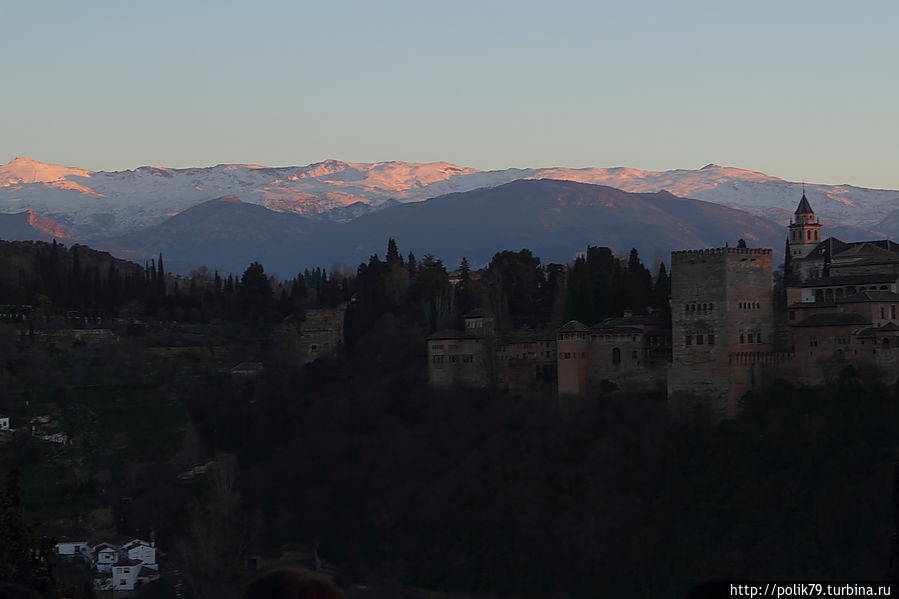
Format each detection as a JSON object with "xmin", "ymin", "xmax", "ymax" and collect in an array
[{"xmin": 2, "ymin": 157, "xmax": 898, "ymax": 240}]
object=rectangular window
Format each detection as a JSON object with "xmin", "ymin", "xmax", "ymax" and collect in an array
[
  {"xmin": 685, "ymin": 335, "xmax": 692, "ymax": 346},
  {"xmin": 789, "ymin": 311, "xmax": 795, "ymax": 321},
  {"xmin": 893, "ymin": 306, "xmax": 896, "ymax": 319},
  {"xmin": 881, "ymin": 307, "xmax": 885, "ymax": 319},
  {"xmin": 696, "ymin": 335, "xmax": 704, "ymax": 345},
  {"xmin": 462, "ymin": 355, "xmax": 473, "ymax": 363},
  {"xmin": 747, "ymin": 334, "xmax": 754, "ymax": 343},
  {"xmin": 740, "ymin": 334, "xmax": 745, "ymax": 344},
  {"xmin": 449, "ymin": 355, "xmax": 458, "ymax": 363},
  {"xmin": 707, "ymin": 334, "xmax": 715, "ymax": 345}
]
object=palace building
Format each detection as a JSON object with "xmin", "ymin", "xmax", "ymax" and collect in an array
[{"xmin": 426, "ymin": 192, "xmax": 899, "ymax": 422}]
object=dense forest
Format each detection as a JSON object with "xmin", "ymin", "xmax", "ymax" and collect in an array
[
  {"xmin": 0, "ymin": 238, "xmax": 671, "ymax": 335},
  {"xmin": 1, "ymin": 237, "xmax": 897, "ymax": 598}
]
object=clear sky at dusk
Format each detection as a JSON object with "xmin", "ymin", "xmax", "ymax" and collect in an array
[{"xmin": 4, "ymin": 0, "xmax": 898, "ymax": 188}]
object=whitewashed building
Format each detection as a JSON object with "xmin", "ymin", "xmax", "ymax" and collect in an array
[
  {"xmin": 56, "ymin": 536, "xmax": 160, "ymax": 591},
  {"xmin": 54, "ymin": 537, "xmax": 88, "ymax": 556}
]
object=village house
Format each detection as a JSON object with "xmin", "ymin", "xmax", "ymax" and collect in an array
[{"xmin": 55, "ymin": 536, "xmax": 160, "ymax": 593}]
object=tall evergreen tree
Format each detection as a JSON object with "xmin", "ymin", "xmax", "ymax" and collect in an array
[
  {"xmin": 239, "ymin": 262, "xmax": 273, "ymax": 320},
  {"xmin": 0, "ymin": 469, "xmax": 58, "ymax": 597},
  {"xmin": 156, "ymin": 254, "xmax": 166, "ymax": 297},
  {"xmin": 386, "ymin": 238, "xmax": 402, "ymax": 265}
]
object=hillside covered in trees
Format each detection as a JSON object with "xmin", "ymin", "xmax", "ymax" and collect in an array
[{"xmin": 1, "ymin": 236, "xmax": 897, "ymax": 598}]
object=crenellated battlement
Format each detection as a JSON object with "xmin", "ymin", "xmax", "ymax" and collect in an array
[
  {"xmin": 728, "ymin": 351, "xmax": 795, "ymax": 365},
  {"xmin": 672, "ymin": 247, "xmax": 773, "ymax": 258}
]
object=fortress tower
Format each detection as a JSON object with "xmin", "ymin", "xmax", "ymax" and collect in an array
[
  {"xmin": 668, "ymin": 245, "xmax": 775, "ymax": 422},
  {"xmin": 788, "ymin": 191, "xmax": 822, "ymax": 260}
]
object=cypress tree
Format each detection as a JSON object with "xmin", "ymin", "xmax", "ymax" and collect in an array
[
  {"xmin": 386, "ymin": 238, "xmax": 402, "ymax": 265},
  {"xmin": 156, "ymin": 254, "xmax": 166, "ymax": 297},
  {"xmin": 0, "ymin": 468, "xmax": 58, "ymax": 596}
]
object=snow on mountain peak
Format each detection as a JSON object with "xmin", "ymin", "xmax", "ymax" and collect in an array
[
  {"xmin": 0, "ymin": 157, "xmax": 92, "ymax": 186},
  {"xmin": 1, "ymin": 157, "xmax": 898, "ymax": 238}
]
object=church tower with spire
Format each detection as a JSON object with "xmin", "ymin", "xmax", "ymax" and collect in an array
[{"xmin": 788, "ymin": 189, "xmax": 822, "ymax": 260}]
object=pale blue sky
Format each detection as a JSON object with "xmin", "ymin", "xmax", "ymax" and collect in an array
[{"xmin": 3, "ymin": 0, "xmax": 898, "ymax": 188}]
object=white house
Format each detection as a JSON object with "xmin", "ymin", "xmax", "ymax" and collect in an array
[
  {"xmin": 80, "ymin": 537, "xmax": 160, "ymax": 591},
  {"xmin": 94, "ymin": 544, "xmax": 119, "ymax": 573},
  {"xmin": 123, "ymin": 539, "xmax": 157, "ymax": 569},
  {"xmin": 110, "ymin": 558, "xmax": 142, "ymax": 591},
  {"xmin": 55, "ymin": 537, "xmax": 88, "ymax": 556}
]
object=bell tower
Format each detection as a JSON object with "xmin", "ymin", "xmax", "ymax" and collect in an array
[{"xmin": 788, "ymin": 189, "xmax": 822, "ymax": 260}]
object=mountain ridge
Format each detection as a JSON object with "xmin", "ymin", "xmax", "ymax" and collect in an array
[
  {"xmin": 3, "ymin": 157, "xmax": 898, "ymax": 238},
  {"xmin": 93, "ymin": 180, "xmax": 794, "ymax": 276}
]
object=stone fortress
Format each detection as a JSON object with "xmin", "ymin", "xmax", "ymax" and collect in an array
[{"xmin": 427, "ymin": 193, "xmax": 899, "ymax": 421}]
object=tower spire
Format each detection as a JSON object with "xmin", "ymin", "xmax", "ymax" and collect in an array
[{"xmin": 788, "ymin": 186, "xmax": 822, "ymax": 260}]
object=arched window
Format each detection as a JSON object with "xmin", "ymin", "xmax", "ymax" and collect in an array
[{"xmin": 612, "ymin": 347, "xmax": 621, "ymax": 365}]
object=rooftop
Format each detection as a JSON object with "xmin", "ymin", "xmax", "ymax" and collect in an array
[
  {"xmin": 794, "ymin": 312, "xmax": 872, "ymax": 328},
  {"xmin": 837, "ymin": 290, "xmax": 899, "ymax": 303},
  {"xmin": 795, "ymin": 193, "xmax": 814, "ymax": 215},
  {"xmin": 801, "ymin": 274, "xmax": 898, "ymax": 288},
  {"xmin": 591, "ymin": 325, "xmax": 644, "ymax": 335},
  {"xmin": 595, "ymin": 314, "xmax": 661, "ymax": 327},
  {"xmin": 426, "ymin": 329, "xmax": 468, "ymax": 340},
  {"xmin": 112, "ymin": 558, "xmax": 143, "ymax": 567},
  {"xmin": 555, "ymin": 320, "xmax": 591, "ymax": 333}
]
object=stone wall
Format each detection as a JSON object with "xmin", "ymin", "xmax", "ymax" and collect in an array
[{"xmin": 669, "ymin": 248, "xmax": 775, "ymax": 421}]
